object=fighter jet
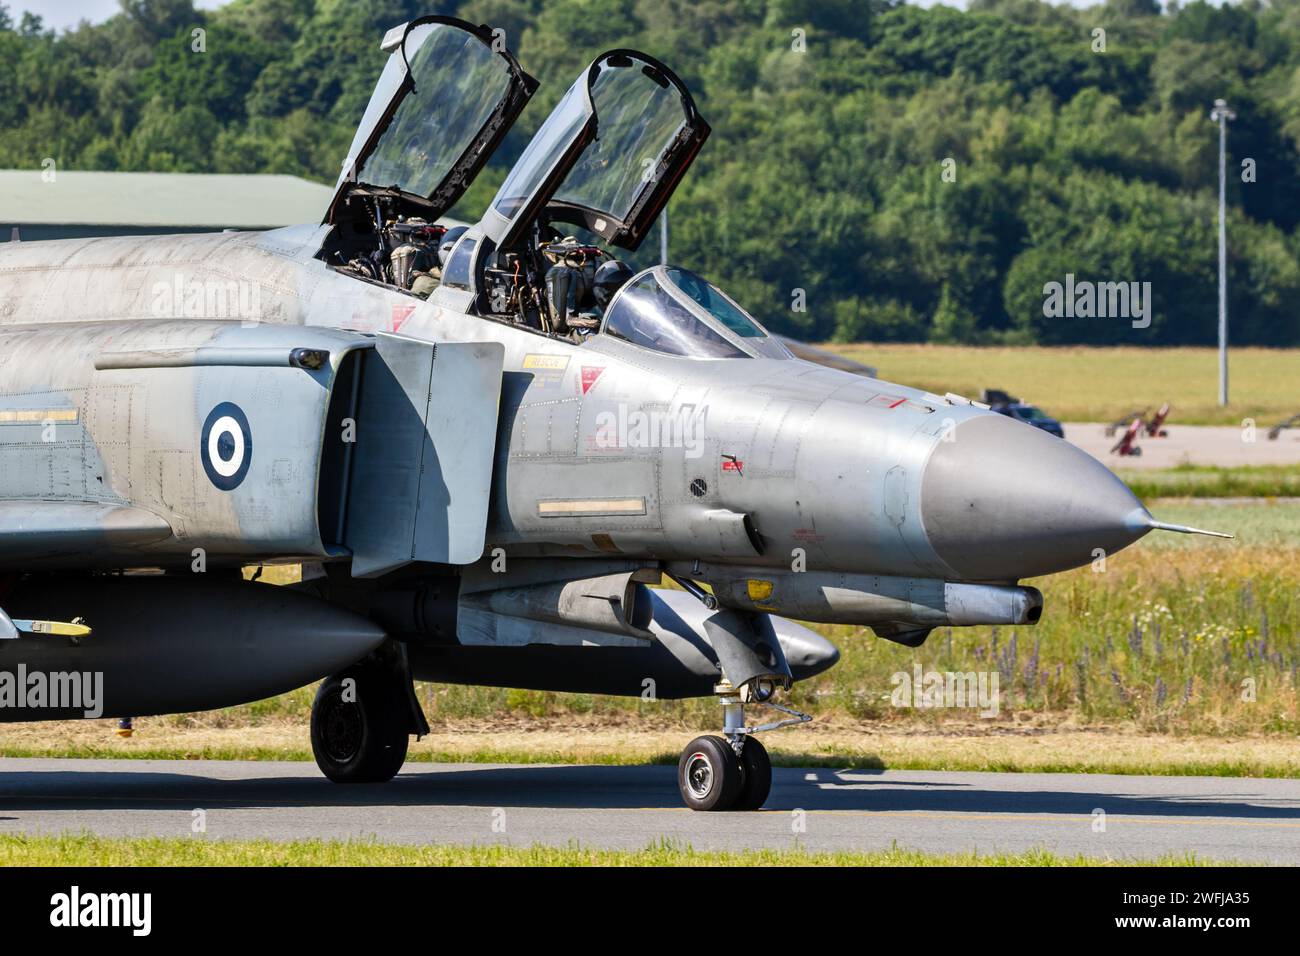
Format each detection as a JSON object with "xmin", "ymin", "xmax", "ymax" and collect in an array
[{"xmin": 0, "ymin": 16, "xmax": 1228, "ymax": 810}]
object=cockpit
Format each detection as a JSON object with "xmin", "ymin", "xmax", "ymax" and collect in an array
[
  {"xmin": 445, "ymin": 48, "xmax": 790, "ymax": 359},
  {"xmin": 318, "ymin": 20, "xmax": 785, "ymax": 360}
]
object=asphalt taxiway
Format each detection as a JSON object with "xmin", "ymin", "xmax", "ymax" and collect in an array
[
  {"xmin": 1, "ymin": 758, "xmax": 1297, "ymax": 863},
  {"xmin": 1066, "ymin": 421, "xmax": 1300, "ymax": 469}
]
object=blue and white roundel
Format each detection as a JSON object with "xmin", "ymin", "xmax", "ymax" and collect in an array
[{"xmin": 201, "ymin": 402, "xmax": 252, "ymax": 491}]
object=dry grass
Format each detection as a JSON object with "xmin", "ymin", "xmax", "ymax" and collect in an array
[
  {"xmin": 2, "ymin": 504, "xmax": 1294, "ymax": 771},
  {"xmin": 399, "ymin": 506, "xmax": 1300, "ymax": 738},
  {"xmin": 822, "ymin": 343, "xmax": 1300, "ymax": 426},
  {"xmin": 3, "ymin": 717, "xmax": 1297, "ymax": 778}
]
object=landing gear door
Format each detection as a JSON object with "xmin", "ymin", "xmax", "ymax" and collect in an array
[{"xmin": 344, "ymin": 335, "xmax": 505, "ymax": 577}]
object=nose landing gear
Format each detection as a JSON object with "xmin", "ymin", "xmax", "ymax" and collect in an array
[
  {"xmin": 666, "ymin": 584, "xmax": 812, "ymax": 811},
  {"xmin": 675, "ymin": 684, "xmax": 810, "ymax": 811}
]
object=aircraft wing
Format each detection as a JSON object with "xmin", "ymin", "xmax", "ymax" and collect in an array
[
  {"xmin": 0, "ymin": 500, "xmax": 172, "ymax": 563},
  {"xmin": 0, "ymin": 501, "xmax": 167, "ymax": 638}
]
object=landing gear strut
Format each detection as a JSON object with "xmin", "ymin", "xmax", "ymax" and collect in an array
[
  {"xmin": 675, "ymin": 683, "xmax": 810, "ymax": 812},
  {"xmin": 668, "ymin": 586, "xmax": 812, "ymax": 811}
]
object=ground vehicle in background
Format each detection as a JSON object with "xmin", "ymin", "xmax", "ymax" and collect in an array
[
  {"xmin": 996, "ymin": 403, "xmax": 1064, "ymax": 438},
  {"xmin": 981, "ymin": 389, "xmax": 1064, "ymax": 438}
]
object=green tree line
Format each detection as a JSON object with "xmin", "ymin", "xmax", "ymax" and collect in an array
[{"xmin": 1, "ymin": 0, "xmax": 1298, "ymax": 345}]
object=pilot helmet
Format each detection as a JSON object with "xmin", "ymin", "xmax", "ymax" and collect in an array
[
  {"xmin": 592, "ymin": 259, "xmax": 633, "ymax": 309},
  {"xmin": 438, "ymin": 225, "xmax": 470, "ymax": 267}
]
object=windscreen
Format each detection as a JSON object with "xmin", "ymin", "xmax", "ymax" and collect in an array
[
  {"xmin": 603, "ymin": 272, "xmax": 747, "ymax": 359},
  {"xmin": 664, "ymin": 267, "xmax": 767, "ymax": 338}
]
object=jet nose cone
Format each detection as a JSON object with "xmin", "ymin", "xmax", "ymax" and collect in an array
[{"xmin": 921, "ymin": 414, "xmax": 1150, "ymax": 579}]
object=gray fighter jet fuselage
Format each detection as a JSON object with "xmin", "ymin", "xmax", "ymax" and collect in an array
[{"xmin": 0, "ymin": 222, "xmax": 1155, "ymax": 582}]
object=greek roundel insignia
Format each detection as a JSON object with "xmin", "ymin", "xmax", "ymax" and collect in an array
[{"xmin": 201, "ymin": 402, "xmax": 252, "ymax": 491}]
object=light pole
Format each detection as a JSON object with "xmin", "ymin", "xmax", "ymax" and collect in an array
[
  {"xmin": 660, "ymin": 207, "xmax": 669, "ymax": 265},
  {"xmin": 1210, "ymin": 98, "xmax": 1235, "ymax": 407}
]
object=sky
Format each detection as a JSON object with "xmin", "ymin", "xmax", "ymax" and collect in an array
[
  {"xmin": 10, "ymin": 0, "xmax": 229, "ymax": 32},
  {"xmin": 4, "ymin": 0, "xmax": 1207, "ymax": 33}
]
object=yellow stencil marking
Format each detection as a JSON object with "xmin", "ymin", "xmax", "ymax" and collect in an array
[
  {"xmin": 538, "ymin": 498, "xmax": 646, "ymax": 517},
  {"xmin": 0, "ymin": 408, "xmax": 78, "ymax": 424}
]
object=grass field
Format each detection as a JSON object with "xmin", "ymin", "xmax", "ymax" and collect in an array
[
  {"xmin": 0, "ymin": 834, "xmax": 1220, "ymax": 867},
  {"xmin": 403, "ymin": 500, "xmax": 1300, "ymax": 736},
  {"xmin": 3, "ymin": 721, "xmax": 1298, "ymax": 778},
  {"xmin": 1116, "ymin": 465, "xmax": 1300, "ymax": 499},
  {"xmin": 3, "ymin": 500, "xmax": 1294, "ymax": 773},
  {"xmin": 822, "ymin": 344, "xmax": 1300, "ymax": 426}
]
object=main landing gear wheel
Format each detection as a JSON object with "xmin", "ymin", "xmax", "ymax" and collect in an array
[
  {"xmin": 677, "ymin": 735, "xmax": 743, "ymax": 811},
  {"xmin": 734, "ymin": 736, "xmax": 772, "ymax": 811},
  {"xmin": 311, "ymin": 665, "xmax": 408, "ymax": 783}
]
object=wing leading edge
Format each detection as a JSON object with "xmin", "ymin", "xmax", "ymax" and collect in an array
[{"xmin": 0, "ymin": 500, "xmax": 173, "ymax": 563}]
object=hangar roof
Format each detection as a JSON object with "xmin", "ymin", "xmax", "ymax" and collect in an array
[{"xmin": 0, "ymin": 170, "xmax": 332, "ymax": 229}]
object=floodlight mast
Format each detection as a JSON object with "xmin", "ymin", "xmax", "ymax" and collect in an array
[{"xmin": 1210, "ymin": 97, "xmax": 1236, "ymax": 408}]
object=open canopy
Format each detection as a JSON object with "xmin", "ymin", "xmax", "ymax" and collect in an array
[
  {"xmin": 326, "ymin": 16, "xmax": 537, "ymax": 224},
  {"xmin": 482, "ymin": 50, "xmax": 709, "ymax": 250}
]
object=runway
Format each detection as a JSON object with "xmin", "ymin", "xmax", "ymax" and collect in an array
[
  {"xmin": 2, "ymin": 758, "xmax": 1298, "ymax": 863},
  {"xmin": 1065, "ymin": 421, "xmax": 1300, "ymax": 470}
]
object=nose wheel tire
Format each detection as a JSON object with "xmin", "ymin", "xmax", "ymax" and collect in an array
[
  {"xmin": 733, "ymin": 736, "xmax": 772, "ymax": 810},
  {"xmin": 678, "ymin": 735, "xmax": 743, "ymax": 811},
  {"xmin": 311, "ymin": 666, "xmax": 409, "ymax": 783}
]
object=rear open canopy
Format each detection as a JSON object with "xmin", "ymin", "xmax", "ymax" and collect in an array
[{"xmin": 482, "ymin": 51, "xmax": 709, "ymax": 250}]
